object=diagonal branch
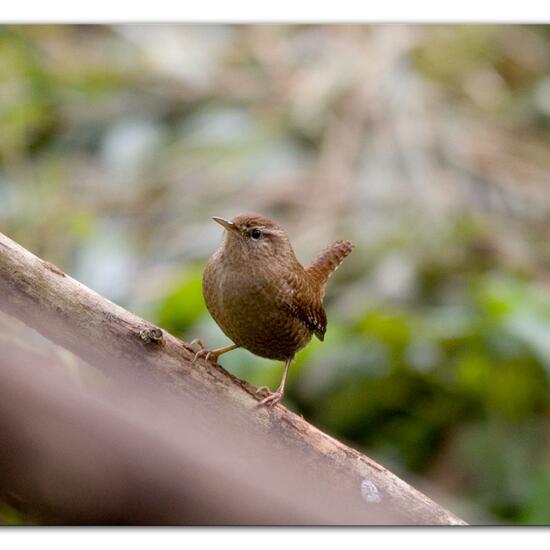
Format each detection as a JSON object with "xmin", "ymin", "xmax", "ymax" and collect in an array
[{"xmin": 0, "ymin": 231, "xmax": 466, "ymax": 525}]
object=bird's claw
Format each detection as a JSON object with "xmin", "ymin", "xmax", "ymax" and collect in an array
[
  {"xmin": 193, "ymin": 348, "xmax": 219, "ymax": 364},
  {"xmin": 190, "ymin": 339, "xmax": 217, "ymax": 364},
  {"xmin": 193, "ymin": 348, "xmax": 206, "ymax": 363},
  {"xmin": 257, "ymin": 389, "xmax": 283, "ymax": 407},
  {"xmin": 189, "ymin": 338, "xmax": 205, "ymax": 351}
]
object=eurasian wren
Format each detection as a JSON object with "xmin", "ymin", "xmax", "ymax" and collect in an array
[{"xmin": 194, "ymin": 213, "xmax": 354, "ymax": 407}]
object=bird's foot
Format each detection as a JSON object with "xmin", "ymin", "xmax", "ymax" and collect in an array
[
  {"xmin": 193, "ymin": 348, "xmax": 220, "ymax": 364},
  {"xmin": 190, "ymin": 339, "xmax": 219, "ymax": 364},
  {"xmin": 255, "ymin": 386, "xmax": 284, "ymax": 407},
  {"xmin": 255, "ymin": 385, "xmax": 270, "ymax": 396},
  {"xmin": 189, "ymin": 338, "xmax": 205, "ymax": 351}
]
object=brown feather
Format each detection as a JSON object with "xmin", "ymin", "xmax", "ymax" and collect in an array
[
  {"xmin": 282, "ymin": 269, "xmax": 328, "ymax": 341},
  {"xmin": 307, "ymin": 240, "xmax": 355, "ymax": 298},
  {"xmin": 203, "ymin": 214, "xmax": 353, "ymax": 358}
]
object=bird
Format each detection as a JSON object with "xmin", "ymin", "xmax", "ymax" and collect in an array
[{"xmin": 193, "ymin": 213, "xmax": 354, "ymax": 407}]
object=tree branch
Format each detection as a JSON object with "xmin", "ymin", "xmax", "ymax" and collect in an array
[{"xmin": 0, "ymin": 231, "xmax": 466, "ymax": 525}]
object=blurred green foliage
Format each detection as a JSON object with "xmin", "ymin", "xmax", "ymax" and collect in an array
[
  {"xmin": 299, "ymin": 271, "xmax": 549, "ymax": 495},
  {"xmin": 2, "ymin": 24, "xmax": 550, "ymax": 525},
  {"xmin": 0, "ymin": 501, "xmax": 32, "ymax": 525},
  {"xmin": 155, "ymin": 267, "xmax": 206, "ymax": 335}
]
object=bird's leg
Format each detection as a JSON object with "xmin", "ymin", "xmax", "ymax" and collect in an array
[
  {"xmin": 193, "ymin": 342, "xmax": 239, "ymax": 364},
  {"xmin": 256, "ymin": 357, "xmax": 292, "ymax": 407}
]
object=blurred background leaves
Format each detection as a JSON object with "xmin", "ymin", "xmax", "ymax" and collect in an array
[{"xmin": 1, "ymin": 24, "xmax": 550, "ymax": 524}]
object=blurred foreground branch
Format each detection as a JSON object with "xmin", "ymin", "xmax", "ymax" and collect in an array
[{"xmin": 0, "ymin": 231, "xmax": 466, "ymax": 525}]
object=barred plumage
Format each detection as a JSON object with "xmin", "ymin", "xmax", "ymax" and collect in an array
[
  {"xmin": 199, "ymin": 213, "xmax": 354, "ymax": 406},
  {"xmin": 307, "ymin": 240, "xmax": 355, "ymax": 297}
]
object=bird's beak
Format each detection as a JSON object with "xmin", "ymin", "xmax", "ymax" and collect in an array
[{"xmin": 212, "ymin": 217, "xmax": 238, "ymax": 233}]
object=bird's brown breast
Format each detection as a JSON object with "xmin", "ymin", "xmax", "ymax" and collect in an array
[{"xmin": 203, "ymin": 252, "xmax": 315, "ymax": 360}]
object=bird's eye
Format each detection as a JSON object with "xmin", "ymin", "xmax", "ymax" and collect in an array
[{"xmin": 249, "ymin": 228, "xmax": 262, "ymax": 240}]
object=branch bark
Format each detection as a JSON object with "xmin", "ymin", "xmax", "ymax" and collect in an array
[{"xmin": 0, "ymin": 231, "xmax": 466, "ymax": 525}]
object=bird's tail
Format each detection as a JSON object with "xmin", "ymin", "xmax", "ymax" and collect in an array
[{"xmin": 307, "ymin": 239, "xmax": 354, "ymax": 296}]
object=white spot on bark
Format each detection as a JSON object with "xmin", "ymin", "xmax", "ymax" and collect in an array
[{"xmin": 361, "ymin": 479, "xmax": 382, "ymax": 503}]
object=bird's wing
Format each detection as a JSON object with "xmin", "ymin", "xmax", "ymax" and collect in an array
[
  {"xmin": 288, "ymin": 299, "xmax": 327, "ymax": 341},
  {"xmin": 280, "ymin": 269, "xmax": 327, "ymax": 341}
]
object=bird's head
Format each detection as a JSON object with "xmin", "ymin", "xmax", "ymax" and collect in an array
[{"xmin": 212, "ymin": 213, "xmax": 295, "ymax": 262}]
